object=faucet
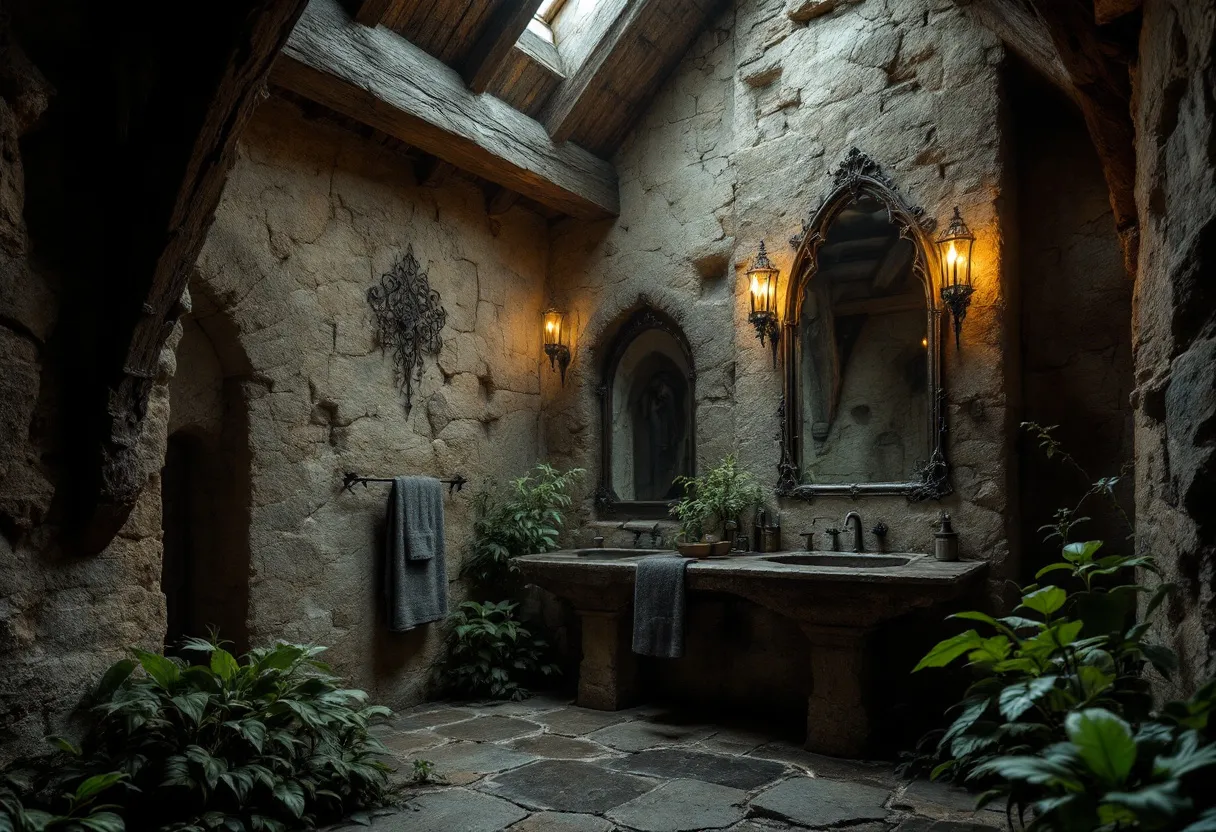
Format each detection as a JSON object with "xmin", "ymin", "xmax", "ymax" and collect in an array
[
  {"xmin": 844, "ymin": 511, "xmax": 864, "ymax": 553},
  {"xmin": 623, "ymin": 522, "xmax": 660, "ymax": 548}
]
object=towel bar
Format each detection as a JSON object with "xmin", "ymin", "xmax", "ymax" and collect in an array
[{"xmin": 341, "ymin": 472, "xmax": 468, "ymax": 495}]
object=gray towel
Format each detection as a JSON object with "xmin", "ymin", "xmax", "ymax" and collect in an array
[
  {"xmin": 632, "ymin": 555, "xmax": 692, "ymax": 658},
  {"xmin": 384, "ymin": 476, "xmax": 448, "ymax": 631}
]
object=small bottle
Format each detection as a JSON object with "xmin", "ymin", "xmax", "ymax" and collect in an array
[{"xmin": 934, "ymin": 511, "xmax": 959, "ymax": 562}]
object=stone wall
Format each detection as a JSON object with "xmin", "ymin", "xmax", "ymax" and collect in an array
[
  {"xmin": 0, "ymin": 33, "xmax": 170, "ymax": 764},
  {"xmin": 186, "ymin": 97, "xmax": 548, "ymax": 707},
  {"xmin": 1133, "ymin": 0, "xmax": 1216, "ymax": 698},
  {"xmin": 545, "ymin": 0, "xmax": 1014, "ymax": 574},
  {"xmin": 541, "ymin": 0, "xmax": 1016, "ymax": 718},
  {"xmin": 1011, "ymin": 68, "xmax": 1134, "ymax": 574}
]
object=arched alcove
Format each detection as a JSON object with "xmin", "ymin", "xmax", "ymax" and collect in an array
[{"xmin": 162, "ymin": 289, "xmax": 254, "ymax": 652}]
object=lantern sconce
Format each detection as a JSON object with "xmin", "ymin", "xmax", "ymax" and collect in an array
[
  {"xmin": 747, "ymin": 241, "xmax": 781, "ymax": 367},
  {"xmin": 937, "ymin": 206, "xmax": 975, "ymax": 350},
  {"xmin": 543, "ymin": 306, "xmax": 571, "ymax": 385}
]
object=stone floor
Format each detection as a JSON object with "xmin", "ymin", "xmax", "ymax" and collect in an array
[{"xmin": 355, "ymin": 696, "xmax": 1005, "ymax": 832}]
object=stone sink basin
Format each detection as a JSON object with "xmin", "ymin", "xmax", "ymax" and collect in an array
[
  {"xmin": 761, "ymin": 552, "xmax": 919, "ymax": 568},
  {"xmin": 518, "ymin": 549, "xmax": 987, "ymax": 758}
]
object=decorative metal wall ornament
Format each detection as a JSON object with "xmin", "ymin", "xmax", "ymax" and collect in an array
[
  {"xmin": 775, "ymin": 149, "xmax": 952, "ymax": 502},
  {"xmin": 367, "ymin": 246, "xmax": 447, "ymax": 414}
]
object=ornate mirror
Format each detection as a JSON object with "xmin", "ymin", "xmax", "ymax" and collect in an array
[
  {"xmin": 778, "ymin": 149, "xmax": 949, "ymax": 501},
  {"xmin": 597, "ymin": 305, "xmax": 696, "ymax": 519}
]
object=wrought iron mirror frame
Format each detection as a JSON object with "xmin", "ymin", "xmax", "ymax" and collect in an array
[
  {"xmin": 778, "ymin": 149, "xmax": 951, "ymax": 502},
  {"xmin": 595, "ymin": 303, "xmax": 698, "ymax": 520}
]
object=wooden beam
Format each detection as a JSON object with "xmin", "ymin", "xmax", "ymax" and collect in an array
[
  {"xmin": 70, "ymin": 0, "xmax": 311, "ymax": 554},
  {"xmin": 1094, "ymin": 0, "xmax": 1141, "ymax": 25},
  {"xmin": 1028, "ymin": 0, "xmax": 1138, "ymax": 271},
  {"xmin": 462, "ymin": 0, "xmax": 547, "ymax": 93},
  {"xmin": 352, "ymin": 0, "xmax": 398, "ymax": 25},
  {"xmin": 274, "ymin": 0, "xmax": 619, "ymax": 218},
  {"xmin": 542, "ymin": 0, "xmax": 652, "ymax": 142}
]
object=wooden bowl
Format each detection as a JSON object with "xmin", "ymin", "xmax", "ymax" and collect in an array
[{"xmin": 676, "ymin": 540, "xmax": 732, "ymax": 558}]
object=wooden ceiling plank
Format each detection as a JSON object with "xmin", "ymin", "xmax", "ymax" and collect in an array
[
  {"xmin": 463, "ymin": 0, "xmax": 547, "ymax": 92},
  {"xmin": 275, "ymin": 0, "xmax": 618, "ymax": 218},
  {"xmin": 541, "ymin": 0, "xmax": 654, "ymax": 142}
]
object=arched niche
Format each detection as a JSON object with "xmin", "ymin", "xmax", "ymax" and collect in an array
[
  {"xmin": 778, "ymin": 149, "xmax": 950, "ymax": 502},
  {"xmin": 596, "ymin": 306, "xmax": 696, "ymax": 519}
]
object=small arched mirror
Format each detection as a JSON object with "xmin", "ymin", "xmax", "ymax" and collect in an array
[
  {"xmin": 779, "ymin": 150, "xmax": 948, "ymax": 500},
  {"xmin": 598, "ymin": 306, "xmax": 696, "ymax": 518}
]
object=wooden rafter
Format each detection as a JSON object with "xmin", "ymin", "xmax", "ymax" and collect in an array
[
  {"xmin": 462, "ymin": 0, "xmax": 547, "ymax": 93},
  {"xmin": 958, "ymin": 0, "xmax": 1139, "ymax": 272},
  {"xmin": 70, "ymin": 0, "xmax": 311, "ymax": 554},
  {"xmin": 274, "ymin": 0, "xmax": 619, "ymax": 218}
]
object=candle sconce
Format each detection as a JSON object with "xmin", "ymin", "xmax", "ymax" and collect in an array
[
  {"xmin": 747, "ymin": 241, "xmax": 781, "ymax": 367},
  {"xmin": 543, "ymin": 306, "xmax": 571, "ymax": 385},
  {"xmin": 936, "ymin": 207, "xmax": 975, "ymax": 349}
]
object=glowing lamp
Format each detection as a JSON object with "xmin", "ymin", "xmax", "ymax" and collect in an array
[
  {"xmin": 542, "ymin": 307, "xmax": 571, "ymax": 385},
  {"xmin": 937, "ymin": 206, "xmax": 975, "ymax": 349},
  {"xmin": 747, "ymin": 241, "xmax": 781, "ymax": 367}
]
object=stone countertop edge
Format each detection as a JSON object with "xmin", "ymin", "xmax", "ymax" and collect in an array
[{"xmin": 516, "ymin": 552, "xmax": 990, "ymax": 586}]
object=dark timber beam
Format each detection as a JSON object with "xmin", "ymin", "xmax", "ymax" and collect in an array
[
  {"xmin": 70, "ymin": 0, "xmax": 311, "ymax": 554},
  {"xmin": 462, "ymin": 0, "xmax": 547, "ymax": 93},
  {"xmin": 352, "ymin": 0, "xmax": 406, "ymax": 26},
  {"xmin": 957, "ymin": 0, "xmax": 1138, "ymax": 272},
  {"xmin": 274, "ymin": 0, "xmax": 619, "ymax": 218},
  {"xmin": 542, "ymin": 0, "xmax": 654, "ymax": 142}
]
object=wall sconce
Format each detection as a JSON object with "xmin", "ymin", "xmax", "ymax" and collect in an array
[
  {"xmin": 937, "ymin": 206, "xmax": 975, "ymax": 350},
  {"xmin": 543, "ymin": 306, "xmax": 571, "ymax": 385},
  {"xmin": 747, "ymin": 241, "xmax": 781, "ymax": 367}
]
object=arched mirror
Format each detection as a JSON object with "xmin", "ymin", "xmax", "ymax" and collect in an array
[
  {"xmin": 778, "ymin": 149, "xmax": 949, "ymax": 501},
  {"xmin": 597, "ymin": 306, "xmax": 696, "ymax": 518}
]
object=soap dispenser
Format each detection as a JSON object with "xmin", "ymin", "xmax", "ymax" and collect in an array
[{"xmin": 933, "ymin": 511, "xmax": 959, "ymax": 562}]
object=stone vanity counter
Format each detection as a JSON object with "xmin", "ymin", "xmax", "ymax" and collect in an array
[{"xmin": 519, "ymin": 551, "xmax": 987, "ymax": 758}]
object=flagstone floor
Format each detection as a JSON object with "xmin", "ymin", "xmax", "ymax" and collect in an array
[{"xmin": 359, "ymin": 695, "xmax": 1005, "ymax": 832}]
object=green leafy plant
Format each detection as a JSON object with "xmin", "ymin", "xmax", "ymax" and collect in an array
[
  {"xmin": 409, "ymin": 760, "xmax": 439, "ymax": 785},
  {"xmin": 669, "ymin": 454, "xmax": 765, "ymax": 542},
  {"xmin": 466, "ymin": 464, "xmax": 585, "ymax": 587},
  {"xmin": 1022, "ymin": 422, "xmax": 1133, "ymax": 544},
  {"xmin": 1, "ymin": 771, "xmax": 126, "ymax": 832},
  {"xmin": 8, "ymin": 638, "xmax": 396, "ymax": 832},
  {"xmin": 912, "ymin": 539, "xmax": 1175, "ymax": 785},
  {"xmin": 971, "ymin": 680, "xmax": 1216, "ymax": 831},
  {"xmin": 440, "ymin": 601, "xmax": 558, "ymax": 701}
]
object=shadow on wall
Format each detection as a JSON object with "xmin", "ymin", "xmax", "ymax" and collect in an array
[
  {"xmin": 1010, "ymin": 60, "xmax": 1134, "ymax": 576},
  {"xmin": 163, "ymin": 283, "xmax": 255, "ymax": 653}
]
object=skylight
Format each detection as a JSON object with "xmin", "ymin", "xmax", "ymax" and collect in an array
[{"xmin": 535, "ymin": 0, "xmax": 568, "ymax": 23}]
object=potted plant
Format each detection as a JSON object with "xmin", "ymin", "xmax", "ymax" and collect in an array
[{"xmin": 670, "ymin": 454, "xmax": 766, "ymax": 557}]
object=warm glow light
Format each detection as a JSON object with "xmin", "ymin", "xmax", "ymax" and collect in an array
[
  {"xmin": 946, "ymin": 242, "xmax": 959, "ymax": 267},
  {"xmin": 922, "ymin": 337, "xmax": 928, "ymax": 348},
  {"xmin": 543, "ymin": 308, "xmax": 564, "ymax": 346}
]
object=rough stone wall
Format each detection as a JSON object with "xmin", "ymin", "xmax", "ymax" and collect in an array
[
  {"xmin": 546, "ymin": 0, "xmax": 1014, "ymax": 574},
  {"xmin": 1012, "ymin": 70, "xmax": 1134, "ymax": 573},
  {"xmin": 189, "ymin": 97, "xmax": 547, "ymax": 708},
  {"xmin": 542, "ymin": 0, "xmax": 1015, "ymax": 716},
  {"xmin": 0, "ymin": 33, "xmax": 171, "ymax": 764},
  {"xmin": 1133, "ymin": 0, "xmax": 1216, "ymax": 698}
]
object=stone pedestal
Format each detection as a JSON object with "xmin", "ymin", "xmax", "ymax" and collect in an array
[
  {"xmin": 576, "ymin": 609, "xmax": 639, "ymax": 710},
  {"xmin": 801, "ymin": 624, "xmax": 874, "ymax": 758}
]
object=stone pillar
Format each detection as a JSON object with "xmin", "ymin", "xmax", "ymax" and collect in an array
[
  {"xmin": 801, "ymin": 624, "xmax": 873, "ymax": 758},
  {"xmin": 576, "ymin": 609, "xmax": 639, "ymax": 710}
]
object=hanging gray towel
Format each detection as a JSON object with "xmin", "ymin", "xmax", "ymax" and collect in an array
[
  {"xmin": 384, "ymin": 476, "xmax": 448, "ymax": 631},
  {"xmin": 632, "ymin": 555, "xmax": 692, "ymax": 658}
]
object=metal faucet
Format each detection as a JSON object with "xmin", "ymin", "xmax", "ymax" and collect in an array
[
  {"xmin": 627, "ymin": 523, "xmax": 661, "ymax": 548},
  {"xmin": 844, "ymin": 511, "xmax": 864, "ymax": 553}
]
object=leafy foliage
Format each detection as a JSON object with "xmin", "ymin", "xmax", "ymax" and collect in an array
[
  {"xmin": 3, "ymin": 638, "xmax": 395, "ymax": 832},
  {"xmin": 440, "ymin": 601, "xmax": 559, "ymax": 701},
  {"xmin": 1, "ymin": 770, "xmax": 126, "ymax": 832},
  {"xmin": 912, "ymin": 539, "xmax": 1176, "ymax": 786},
  {"xmin": 669, "ymin": 454, "xmax": 765, "ymax": 541},
  {"xmin": 466, "ymin": 464, "xmax": 585, "ymax": 587},
  {"xmin": 972, "ymin": 682, "xmax": 1216, "ymax": 831}
]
